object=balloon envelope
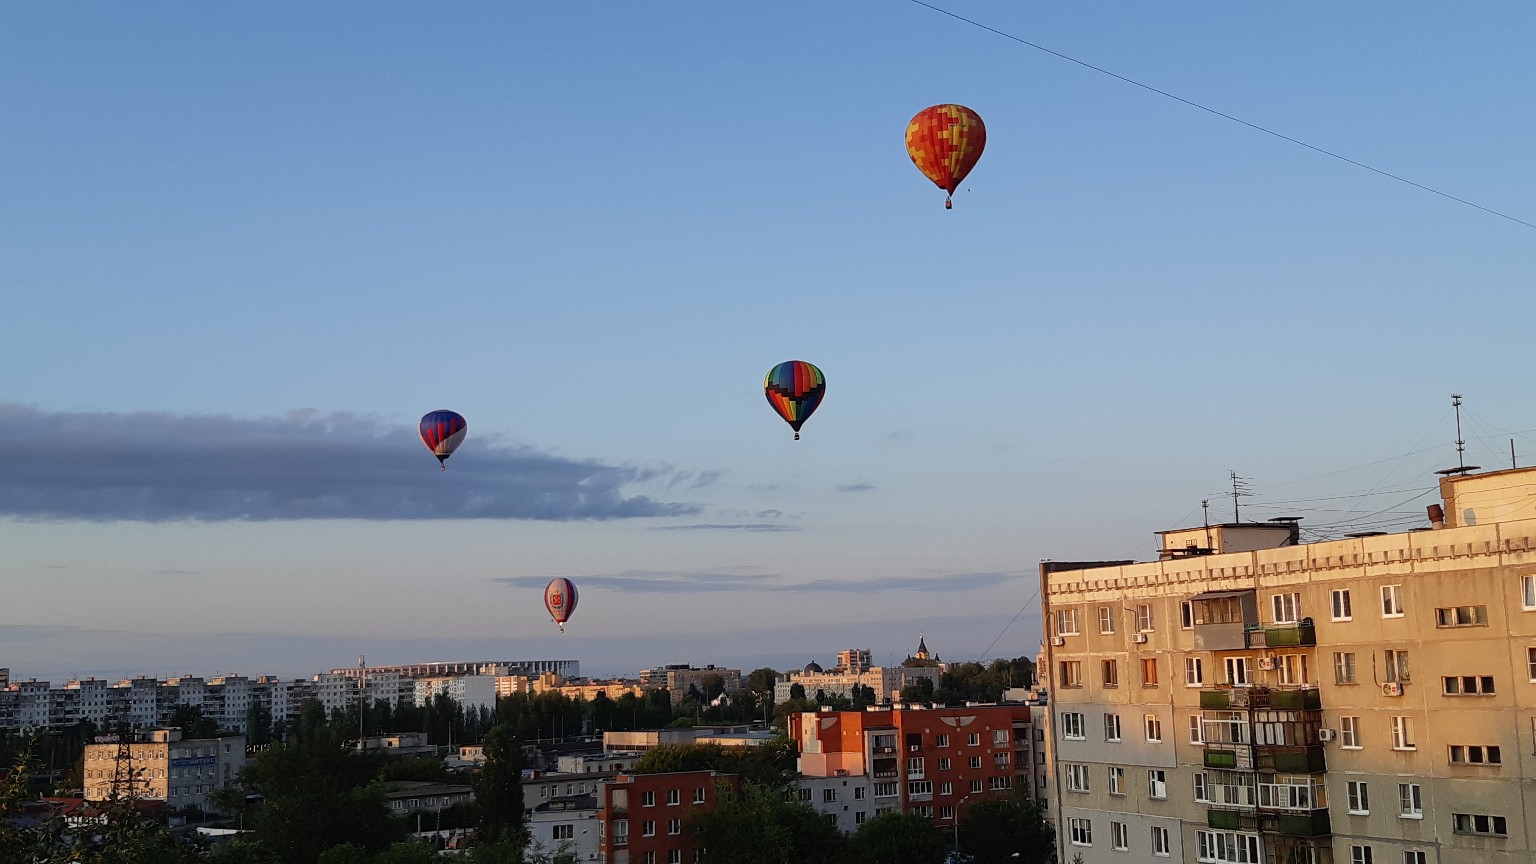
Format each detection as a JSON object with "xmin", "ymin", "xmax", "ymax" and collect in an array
[
  {"xmin": 545, "ymin": 578, "xmax": 579, "ymax": 630},
  {"xmin": 905, "ymin": 104, "xmax": 986, "ymax": 208},
  {"xmin": 420, "ymin": 410, "xmax": 467, "ymax": 467},
  {"xmin": 764, "ymin": 361, "xmax": 825, "ymax": 439}
]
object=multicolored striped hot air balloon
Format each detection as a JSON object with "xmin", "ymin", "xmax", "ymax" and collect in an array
[
  {"xmin": 764, "ymin": 360, "xmax": 825, "ymax": 440},
  {"xmin": 419, "ymin": 410, "xmax": 467, "ymax": 470},
  {"xmin": 544, "ymin": 578, "xmax": 578, "ymax": 633},
  {"xmin": 905, "ymin": 104, "xmax": 987, "ymax": 209}
]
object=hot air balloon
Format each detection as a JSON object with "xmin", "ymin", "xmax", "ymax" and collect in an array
[
  {"xmin": 544, "ymin": 578, "xmax": 578, "ymax": 633},
  {"xmin": 905, "ymin": 104, "xmax": 986, "ymax": 209},
  {"xmin": 764, "ymin": 361, "xmax": 825, "ymax": 440},
  {"xmin": 419, "ymin": 410, "xmax": 467, "ymax": 470}
]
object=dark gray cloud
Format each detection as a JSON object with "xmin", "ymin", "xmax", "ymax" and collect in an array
[
  {"xmin": 495, "ymin": 569, "xmax": 1021, "ymax": 594},
  {"xmin": 651, "ymin": 523, "xmax": 797, "ymax": 533},
  {"xmin": 0, "ymin": 404, "xmax": 701, "ymax": 522},
  {"xmin": 835, "ymin": 482, "xmax": 876, "ymax": 493}
]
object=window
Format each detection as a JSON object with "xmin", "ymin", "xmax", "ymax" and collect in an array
[
  {"xmin": 1272, "ymin": 592, "xmax": 1300, "ymax": 624},
  {"xmin": 1189, "ymin": 714, "xmax": 1205, "ymax": 744},
  {"xmin": 993, "ymin": 729, "xmax": 1007, "ymax": 744},
  {"xmin": 667, "ymin": 818, "xmax": 681, "ymax": 835},
  {"xmin": 1391, "ymin": 716, "xmax": 1415, "ymax": 750},
  {"xmin": 1099, "ymin": 605, "xmax": 1115, "ymax": 634},
  {"xmin": 907, "ymin": 780, "xmax": 931, "ymax": 796},
  {"xmin": 1340, "ymin": 716, "xmax": 1361, "ymax": 749},
  {"xmin": 968, "ymin": 756, "xmax": 981, "ymax": 769},
  {"xmin": 1185, "ymin": 657, "xmax": 1204, "ymax": 687},
  {"xmin": 938, "ymin": 782, "xmax": 952, "ymax": 796},
  {"xmin": 1452, "ymin": 812, "xmax": 1508, "ymax": 836},
  {"xmin": 1193, "ymin": 772, "xmax": 1208, "ymax": 802},
  {"xmin": 1381, "ymin": 584, "xmax": 1404, "ymax": 617},
  {"xmin": 908, "ymin": 757, "xmax": 924, "ymax": 775},
  {"xmin": 1195, "ymin": 830, "xmax": 1260, "ymax": 863},
  {"xmin": 642, "ymin": 791, "xmax": 655, "ymax": 807},
  {"xmin": 1151, "ymin": 826, "xmax": 1170, "ymax": 857},
  {"xmin": 939, "ymin": 805, "xmax": 954, "ymax": 820},
  {"xmin": 1137, "ymin": 604, "xmax": 1153, "ymax": 632},
  {"xmin": 1442, "ymin": 675, "xmax": 1496, "ymax": 695},
  {"xmin": 1111, "ymin": 820, "xmax": 1129, "ymax": 851},
  {"xmin": 1147, "ymin": 769, "xmax": 1167, "ymax": 799},
  {"xmin": 1108, "ymin": 766, "xmax": 1125, "ymax": 795},
  {"xmin": 694, "ymin": 786, "xmax": 706, "ymax": 803},
  {"xmin": 1528, "ymin": 648, "xmax": 1536, "ymax": 681},
  {"xmin": 1436, "ymin": 605, "xmax": 1488, "ymax": 627},
  {"xmin": 642, "ymin": 820, "xmax": 655, "ymax": 837},
  {"xmin": 1279, "ymin": 654, "xmax": 1310, "ymax": 686},
  {"xmin": 1056, "ymin": 608, "xmax": 1081, "ymax": 636},
  {"xmin": 1403, "ymin": 852, "xmax": 1426, "ymax": 864},
  {"xmin": 1333, "ymin": 652, "xmax": 1356, "ymax": 684},
  {"xmin": 853, "ymin": 787, "xmax": 866, "ymax": 800},
  {"xmin": 1225, "ymin": 656, "xmax": 1249, "ymax": 686},
  {"xmin": 1347, "ymin": 780, "xmax": 1369, "ymax": 814},
  {"xmin": 1103, "ymin": 713, "xmax": 1121, "ymax": 742},
  {"xmin": 1181, "ymin": 600, "xmax": 1195, "ymax": 629},
  {"xmin": 1144, "ymin": 715, "xmax": 1163, "ymax": 743},
  {"xmin": 873, "ymin": 782, "xmax": 898, "ymax": 797},
  {"xmin": 1384, "ymin": 650, "xmax": 1410, "ymax": 683},
  {"xmin": 1102, "ymin": 659, "xmax": 1119, "ymax": 687},
  {"xmin": 641, "ymin": 854, "xmax": 655, "ymax": 864},
  {"xmin": 969, "ymin": 779, "xmax": 983, "ymax": 794},
  {"xmin": 1066, "ymin": 764, "xmax": 1090, "ymax": 792},
  {"xmin": 1398, "ymin": 783, "xmax": 1422, "ymax": 818},
  {"xmin": 967, "ymin": 733, "xmax": 980, "ymax": 746},
  {"xmin": 1141, "ymin": 658, "xmax": 1159, "ymax": 686},
  {"xmin": 1448, "ymin": 744, "xmax": 1502, "ymax": 765},
  {"xmin": 1068, "ymin": 817, "xmax": 1093, "ymax": 846},
  {"xmin": 667, "ymin": 789, "xmax": 680, "ymax": 805},
  {"xmin": 937, "ymin": 758, "xmax": 950, "ymax": 771},
  {"xmin": 1059, "ymin": 661, "xmax": 1083, "ymax": 688},
  {"xmin": 855, "ymin": 811, "xmax": 867, "ymax": 825},
  {"xmin": 937, "ymin": 733, "xmax": 951, "ymax": 747},
  {"xmin": 1061, "ymin": 712, "xmax": 1086, "ymax": 740},
  {"xmin": 1350, "ymin": 845, "xmax": 1373, "ymax": 864},
  {"xmin": 823, "ymin": 788, "xmax": 837, "ymax": 803},
  {"xmin": 1332, "ymin": 589, "xmax": 1353, "ymax": 621},
  {"xmin": 1524, "ymin": 574, "xmax": 1536, "ymax": 610}
]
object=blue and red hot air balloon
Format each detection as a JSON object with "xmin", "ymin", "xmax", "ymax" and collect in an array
[
  {"xmin": 764, "ymin": 361, "xmax": 825, "ymax": 440},
  {"xmin": 545, "ymin": 578, "xmax": 579, "ymax": 633},
  {"xmin": 419, "ymin": 410, "xmax": 467, "ymax": 470}
]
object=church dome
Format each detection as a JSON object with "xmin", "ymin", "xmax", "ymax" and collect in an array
[{"xmin": 803, "ymin": 660, "xmax": 824, "ymax": 674}]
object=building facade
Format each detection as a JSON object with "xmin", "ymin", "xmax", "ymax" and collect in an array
[
  {"xmin": 597, "ymin": 770, "xmax": 737, "ymax": 864},
  {"xmin": 1040, "ymin": 466, "xmax": 1536, "ymax": 864},
  {"xmin": 82, "ymin": 729, "xmax": 245, "ymax": 811}
]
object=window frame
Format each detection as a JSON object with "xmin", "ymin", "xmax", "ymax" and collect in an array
[
  {"xmin": 1381, "ymin": 584, "xmax": 1405, "ymax": 618},
  {"xmin": 1331, "ymin": 588, "xmax": 1353, "ymax": 621}
]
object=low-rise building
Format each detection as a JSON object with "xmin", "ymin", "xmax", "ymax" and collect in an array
[
  {"xmin": 597, "ymin": 771, "xmax": 737, "ymax": 864},
  {"xmin": 82, "ymin": 729, "xmax": 245, "ymax": 811}
]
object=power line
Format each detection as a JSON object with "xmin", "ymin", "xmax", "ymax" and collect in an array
[{"xmin": 905, "ymin": 0, "xmax": 1536, "ymax": 232}]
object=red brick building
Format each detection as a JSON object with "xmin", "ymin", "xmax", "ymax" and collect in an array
[
  {"xmin": 789, "ymin": 704, "xmax": 1036, "ymax": 828},
  {"xmin": 597, "ymin": 769, "xmax": 738, "ymax": 864}
]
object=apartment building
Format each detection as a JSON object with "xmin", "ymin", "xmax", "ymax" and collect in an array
[
  {"xmin": 789, "ymin": 703, "xmax": 1037, "ymax": 833},
  {"xmin": 638, "ymin": 665, "xmax": 743, "ymax": 705},
  {"xmin": 1041, "ymin": 465, "xmax": 1536, "ymax": 864},
  {"xmin": 597, "ymin": 770, "xmax": 737, "ymax": 864},
  {"xmin": 82, "ymin": 728, "xmax": 245, "ymax": 811}
]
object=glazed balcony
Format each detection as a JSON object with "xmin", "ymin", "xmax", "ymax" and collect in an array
[
  {"xmin": 1256, "ymin": 744, "xmax": 1327, "ymax": 774},
  {"xmin": 1246, "ymin": 621, "xmax": 1317, "ymax": 649},
  {"xmin": 1199, "ymin": 686, "xmax": 1321, "ymax": 711},
  {"xmin": 1270, "ymin": 809, "xmax": 1331, "ymax": 837}
]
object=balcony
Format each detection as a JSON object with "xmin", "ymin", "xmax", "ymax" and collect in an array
[
  {"xmin": 1272, "ymin": 809, "xmax": 1331, "ymax": 837},
  {"xmin": 1204, "ymin": 749, "xmax": 1240, "ymax": 770},
  {"xmin": 1257, "ymin": 745, "xmax": 1326, "ymax": 774},
  {"xmin": 1247, "ymin": 621, "xmax": 1316, "ymax": 649},
  {"xmin": 1199, "ymin": 687, "xmax": 1320, "ymax": 711}
]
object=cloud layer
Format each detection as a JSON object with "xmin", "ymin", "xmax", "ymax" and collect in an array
[
  {"xmin": 496, "ymin": 569, "xmax": 1021, "ymax": 594},
  {"xmin": 0, "ymin": 404, "xmax": 701, "ymax": 522}
]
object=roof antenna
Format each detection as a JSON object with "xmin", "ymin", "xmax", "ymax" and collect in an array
[
  {"xmin": 1436, "ymin": 394, "xmax": 1481, "ymax": 477},
  {"xmin": 1229, "ymin": 471, "xmax": 1254, "ymax": 522}
]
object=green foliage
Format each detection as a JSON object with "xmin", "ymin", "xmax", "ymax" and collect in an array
[
  {"xmin": 373, "ymin": 840, "xmax": 443, "ymax": 864},
  {"xmin": 377, "ymin": 755, "xmax": 452, "ymax": 784},
  {"xmin": 171, "ymin": 704, "xmax": 222, "ymax": 739},
  {"xmin": 212, "ymin": 838, "xmax": 284, "ymax": 863},
  {"xmin": 474, "ymin": 724, "xmax": 526, "ymax": 846},
  {"xmin": 745, "ymin": 668, "xmax": 780, "ymax": 695},
  {"xmin": 687, "ymin": 782, "xmax": 834, "ymax": 864},
  {"xmin": 849, "ymin": 811, "xmax": 947, "ymax": 864},
  {"xmin": 956, "ymin": 793, "xmax": 1055, "ymax": 864},
  {"xmin": 633, "ymin": 738, "xmax": 796, "ymax": 789}
]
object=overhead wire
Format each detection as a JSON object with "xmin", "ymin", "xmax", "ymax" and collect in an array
[{"xmin": 904, "ymin": 0, "xmax": 1536, "ymax": 233}]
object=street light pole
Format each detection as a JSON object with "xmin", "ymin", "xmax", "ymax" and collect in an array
[{"xmin": 953, "ymin": 794, "xmax": 971, "ymax": 858}]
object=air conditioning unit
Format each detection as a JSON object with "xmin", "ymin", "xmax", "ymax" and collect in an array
[
  {"xmin": 1383, "ymin": 682, "xmax": 1404, "ymax": 697},
  {"xmin": 1132, "ymin": 633, "xmax": 1148, "ymax": 644},
  {"xmin": 1256, "ymin": 656, "xmax": 1275, "ymax": 671},
  {"xmin": 1051, "ymin": 636, "xmax": 1066, "ymax": 647},
  {"xmin": 1317, "ymin": 728, "xmax": 1336, "ymax": 742}
]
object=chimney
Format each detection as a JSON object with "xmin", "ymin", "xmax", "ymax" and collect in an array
[{"xmin": 1427, "ymin": 504, "xmax": 1445, "ymax": 529}]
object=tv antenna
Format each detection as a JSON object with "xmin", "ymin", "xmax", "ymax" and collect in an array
[
  {"xmin": 1229, "ymin": 471, "xmax": 1255, "ymax": 522},
  {"xmin": 1435, "ymin": 394, "xmax": 1481, "ymax": 477}
]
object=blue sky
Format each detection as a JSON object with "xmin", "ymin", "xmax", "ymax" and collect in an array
[{"xmin": 3, "ymin": 3, "xmax": 1534, "ymax": 686}]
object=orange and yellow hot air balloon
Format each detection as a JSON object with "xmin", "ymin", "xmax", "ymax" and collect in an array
[{"xmin": 906, "ymin": 104, "xmax": 986, "ymax": 209}]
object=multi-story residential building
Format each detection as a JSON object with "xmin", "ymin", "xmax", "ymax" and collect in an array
[
  {"xmin": 328, "ymin": 659, "xmax": 579, "ymax": 679},
  {"xmin": 82, "ymin": 728, "xmax": 245, "ymax": 811},
  {"xmin": 774, "ymin": 659, "xmax": 943, "ymax": 705},
  {"xmin": 638, "ymin": 665, "xmax": 743, "ymax": 705},
  {"xmin": 597, "ymin": 770, "xmax": 737, "ymax": 864},
  {"xmin": 529, "ymin": 795, "xmax": 601, "ymax": 863},
  {"xmin": 1040, "ymin": 465, "xmax": 1536, "ymax": 864},
  {"xmin": 790, "ymin": 703, "xmax": 1037, "ymax": 833},
  {"xmin": 61, "ymin": 678, "xmax": 112, "ymax": 727}
]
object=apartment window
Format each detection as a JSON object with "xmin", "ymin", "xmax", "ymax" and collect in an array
[
  {"xmin": 1102, "ymin": 659, "xmax": 1120, "ymax": 687},
  {"xmin": 1056, "ymin": 608, "xmax": 1081, "ymax": 636},
  {"xmin": 1111, "ymin": 820, "xmax": 1129, "ymax": 851},
  {"xmin": 669, "ymin": 853, "xmax": 682, "ymax": 864},
  {"xmin": 1524, "ymin": 574, "xmax": 1536, "ymax": 610},
  {"xmin": 967, "ymin": 733, "xmax": 979, "ymax": 746},
  {"xmin": 1059, "ymin": 661, "xmax": 1083, "ymax": 688},
  {"xmin": 1061, "ymin": 712, "xmax": 1086, "ymax": 740},
  {"xmin": 1347, "ymin": 780, "xmax": 1369, "ymax": 814},
  {"xmin": 1141, "ymin": 658, "xmax": 1159, "ymax": 686},
  {"xmin": 1403, "ymin": 852, "xmax": 1426, "ymax": 864},
  {"xmin": 969, "ymin": 779, "xmax": 983, "ymax": 794},
  {"xmin": 939, "ymin": 805, "xmax": 954, "ymax": 820},
  {"xmin": 1272, "ymin": 592, "xmax": 1300, "ymax": 624},
  {"xmin": 1193, "ymin": 773, "xmax": 1208, "ymax": 802},
  {"xmin": 1527, "ymin": 648, "xmax": 1536, "ymax": 681},
  {"xmin": 1068, "ymin": 817, "xmax": 1093, "ymax": 846},
  {"xmin": 1448, "ymin": 744, "xmax": 1502, "ymax": 765},
  {"xmin": 855, "ymin": 811, "xmax": 867, "ymax": 825},
  {"xmin": 1195, "ymin": 830, "xmax": 1259, "ymax": 863},
  {"xmin": 1136, "ymin": 604, "xmax": 1154, "ymax": 632},
  {"xmin": 1225, "ymin": 656, "xmax": 1249, "ymax": 686},
  {"xmin": 1151, "ymin": 826, "xmax": 1170, "ymax": 857},
  {"xmin": 1398, "ymin": 783, "xmax": 1422, "ymax": 818},
  {"xmin": 1384, "ymin": 650, "xmax": 1410, "ymax": 683},
  {"xmin": 640, "ymin": 854, "xmax": 655, "ymax": 864},
  {"xmin": 1340, "ymin": 716, "xmax": 1361, "ymax": 749},
  {"xmin": 938, "ymin": 782, "xmax": 952, "ymax": 796},
  {"xmin": 1452, "ymin": 813, "xmax": 1508, "ymax": 836},
  {"xmin": 1381, "ymin": 584, "xmax": 1404, "ymax": 617},
  {"xmin": 1188, "ymin": 714, "xmax": 1205, "ymax": 744},
  {"xmin": 1103, "ymin": 713, "xmax": 1121, "ymax": 742},
  {"xmin": 1108, "ymin": 766, "xmax": 1125, "ymax": 795},
  {"xmin": 1147, "ymin": 769, "xmax": 1167, "ymax": 799},
  {"xmin": 667, "ymin": 818, "xmax": 681, "ymax": 835},
  {"xmin": 1144, "ymin": 715, "xmax": 1163, "ymax": 743},
  {"xmin": 993, "ymin": 729, "xmax": 1007, "ymax": 745},
  {"xmin": 1099, "ymin": 605, "xmax": 1116, "ymax": 634},
  {"xmin": 1066, "ymin": 764, "xmax": 1090, "ymax": 792},
  {"xmin": 694, "ymin": 786, "xmax": 706, "ymax": 803},
  {"xmin": 667, "ymin": 789, "xmax": 680, "ymax": 805},
  {"xmin": 1443, "ymin": 675, "xmax": 1495, "ymax": 695},
  {"xmin": 823, "ymin": 788, "xmax": 837, "ymax": 803},
  {"xmin": 642, "ymin": 820, "xmax": 655, "ymax": 837},
  {"xmin": 1181, "ymin": 600, "xmax": 1195, "ymax": 629},
  {"xmin": 1334, "ymin": 652, "xmax": 1357, "ymax": 684},
  {"xmin": 1185, "ymin": 657, "xmax": 1204, "ymax": 687},
  {"xmin": 1350, "ymin": 846, "xmax": 1373, "ymax": 864},
  {"xmin": 873, "ymin": 782, "xmax": 898, "ymax": 797},
  {"xmin": 853, "ymin": 787, "xmax": 866, "ymax": 800},
  {"xmin": 1436, "ymin": 605, "xmax": 1488, "ymax": 627},
  {"xmin": 1279, "ymin": 654, "xmax": 1310, "ymax": 685},
  {"xmin": 907, "ymin": 757, "xmax": 925, "ymax": 775},
  {"xmin": 1332, "ymin": 588, "xmax": 1353, "ymax": 621},
  {"xmin": 968, "ymin": 756, "xmax": 981, "ymax": 769},
  {"xmin": 937, "ymin": 758, "xmax": 950, "ymax": 771},
  {"xmin": 642, "ymin": 791, "xmax": 655, "ymax": 807},
  {"xmin": 1391, "ymin": 716, "xmax": 1416, "ymax": 750},
  {"xmin": 907, "ymin": 780, "xmax": 932, "ymax": 796}
]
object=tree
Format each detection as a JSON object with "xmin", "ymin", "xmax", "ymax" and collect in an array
[
  {"xmin": 745, "ymin": 668, "xmax": 780, "ymax": 695},
  {"xmin": 688, "ymin": 782, "xmax": 845, "ymax": 864},
  {"xmin": 848, "ymin": 811, "xmax": 947, "ymax": 864},
  {"xmin": 788, "ymin": 683, "xmax": 806, "ymax": 701},
  {"xmin": 956, "ymin": 794, "xmax": 1055, "ymax": 864},
  {"xmin": 475, "ymin": 724, "xmax": 526, "ymax": 846}
]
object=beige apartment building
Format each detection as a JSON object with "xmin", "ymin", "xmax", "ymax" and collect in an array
[
  {"xmin": 83, "ymin": 728, "xmax": 245, "ymax": 811},
  {"xmin": 1040, "ymin": 466, "xmax": 1536, "ymax": 864}
]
